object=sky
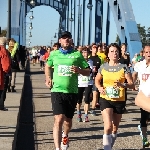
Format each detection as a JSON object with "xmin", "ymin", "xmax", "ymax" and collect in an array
[{"xmin": 0, "ymin": 0, "xmax": 150, "ymax": 47}]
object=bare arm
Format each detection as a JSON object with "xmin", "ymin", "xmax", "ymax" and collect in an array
[
  {"xmin": 45, "ymin": 63, "xmax": 51, "ymax": 79},
  {"xmin": 45, "ymin": 64, "xmax": 53, "ymax": 88},
  {"xmin": 95, "ymin": 73, "xmax": 103, "ymax": 89},
  {"xmin": 79, "ymin": 68, "xmax": 90, "ymax": 76},
  {"xmin": 135, "ymin": 91, "xmax": 150, "ymax": 112},
  {"xmin": 71, "ymin": 66, "xmax": 90, "ymax": 76},
  {"xmin": 124, "ymin": 73, "xmax": 134, "ymax": 89},
  {"xmin": 132, "ymin": 71, "xmax": 138, "ymax": 83}
]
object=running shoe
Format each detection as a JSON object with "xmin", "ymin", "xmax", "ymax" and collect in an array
[
  {"xmin": 61, "ymin": 136, "xmax": 69, "ymax": 150},
  {"xmin": 143, "ymin": 137, "xmax": 149, "ymax": 147},
  {"xmin": 138, "ymin": 125, "xmax": 149, "ymax": 147},
  {"xmin": 90, "ymin": 110, "xmax": 96, "ymax": 116},
  {"xmin": 83, "ymin": 116, "xmax": 89, "ymax": 122},
  {"xmin": 77, "ymin": 114, "xmax": 82, "ymax": 122}
]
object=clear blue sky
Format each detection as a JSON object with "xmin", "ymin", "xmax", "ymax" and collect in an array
[{"xmin": 0, "ymin": 0, "xmax": 150, "ymax": 46}]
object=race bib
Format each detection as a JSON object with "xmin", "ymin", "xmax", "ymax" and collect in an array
[
  {"xmin": 81, "ymin": 76, "xmax": 89, "ymax": 82},
  {"xmin": 142, "ymin": 74, "xmax": 150, "ymax": 82},
  {"xmin": 58, "ymin": 65, "xmax": 72, "ymax": 76},
  {"xmin": 78, "ymin": 76, "xmax": 89, "ymax": 87},
  {"xmin": 106, "ymin": 87, "xmax": 120, "ymax": 98}
]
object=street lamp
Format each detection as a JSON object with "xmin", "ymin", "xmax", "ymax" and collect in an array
[
  {"xmin": 29, "ymin": 22, "xmax": 33, "ymax": 30},
  {"xmin": 87, "ymin": 3, "xmax": 93, "ymax": 10},
  {"xmin": 29, "ymin": 11, "xmax": 34, "ymax": 20},
  {"xmin": 30, "ymin": 0, "xmax": 36, "ymax": 6},
  {"xmin": 29, "ymin": 32, "xmax": 32, "ymax": 37},
  {"xmin": 54, "ymin": 33, "xmax": 57, "ymax": 38}
]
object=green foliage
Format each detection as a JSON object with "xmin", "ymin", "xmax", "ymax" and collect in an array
[
  {"xmin": 115, "ymin": 34, "xmax": 119, "ymax": 43},
  {"xmin": 137, "ymin": 24, "xmax": 150, "ymax": 47},
  {"xmin": 0, "ymin": 29, "xmax": 7, "ymax": 37}
]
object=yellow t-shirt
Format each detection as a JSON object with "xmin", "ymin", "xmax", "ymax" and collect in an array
[
  {"xmin": 98, "ymin": 63, "xmax": 130, "ymax": 101},
  {"xmin": 97, "ymin": 52, "xmax": 107, "ymax": 64}
]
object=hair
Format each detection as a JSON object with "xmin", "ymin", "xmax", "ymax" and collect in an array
[
  {"xmin": 91, "ymin": 43, "xmax": 97, "ymax": 47},
  {"xmin": 53, "ymin": 42, "xmax": 60, "ymax": 48},
  {"xmin": 105, "ymin": 43, "xmax": 121, "ymax": 60},
  {"xmin": 121, "ymin": 43, "xmax": 127, "ymax": 48},
  {"xmin": 97, "ymin": 43, "xmax": 102, "ymax": 48},
  {"xmin": 143, "ymin": 44, "xmax": 150, "ymax": 52},
  {"xmin": 140, "ymin": 50, "xmax": 143, "ymax": 53}
]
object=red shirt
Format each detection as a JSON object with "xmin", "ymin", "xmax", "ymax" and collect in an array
[{"xmin": 43, "ymin": 52, "xmax": 50, "ymax": 60}]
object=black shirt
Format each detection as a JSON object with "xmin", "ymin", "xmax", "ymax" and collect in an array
[
  {"xmin": 119, "ymin": 55, "xmax": 130, "ymax": 66},
  {"xmin": 89, "ymin": 55, "xmax": 101, "ymax": 76}
]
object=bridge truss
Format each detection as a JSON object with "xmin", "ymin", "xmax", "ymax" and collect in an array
[{"xmin": 11, "ymin": 0, "xmax": 142, "ymax": 58}]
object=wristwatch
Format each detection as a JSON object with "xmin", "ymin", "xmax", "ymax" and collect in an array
[{"xmin": 122, "ymin": 83, "xmax": 127, "ymax": 88}]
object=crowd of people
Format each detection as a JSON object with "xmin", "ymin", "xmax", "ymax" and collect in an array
[
  {"xmin": 43, "ymin": 31, "xmax": 150, "ymax": 150},
  {"xmin": 0, "ymin": 37, "xmax": 27, "ymax": 111},
  {"xmin": 1, "ymin": 30, "xmax": 150, "ymax": 150}
]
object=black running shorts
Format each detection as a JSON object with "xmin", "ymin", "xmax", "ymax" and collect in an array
[
  {"xmin": 99, "ymin": 97, "xmax": 126, "ymax": 114},
  {"xmin": 51, "ymin": 92, "xmax": 77, "ymax": 119}
]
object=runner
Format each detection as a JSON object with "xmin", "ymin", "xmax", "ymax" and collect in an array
[
  {"xmin": 132, "ymin": 45, "xmax": 150, "ymax": 148},
  {"xmin": 95, "ymin": 43, "xmax": 134, "ymax": 150},
  {"xmin": 45, "ymin": 31, "xmax": 90, "ymax": 150},
  {"xmin": 88, "ymin": 43, "xmax": 101, "ymax": 116},
  {"xmin": 77, "ymin": 49, "xmax": 93, "ymax": 122}
]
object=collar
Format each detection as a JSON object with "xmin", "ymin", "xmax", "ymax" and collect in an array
[{"xmin": 59, "ymin": 47, "xmax": 73, "ymax": 55}]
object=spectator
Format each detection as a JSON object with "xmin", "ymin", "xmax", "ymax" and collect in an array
[
  {"xmin": 8, "ymin": 38, "xmax": 20, "ymax": 92},
  {"xmin": 136, "ymin": 50, "xmax": 144, "ymax": 62},
  {"xmin": 0, "ymin": 37, "xmax": 11, "ymax": 110}
]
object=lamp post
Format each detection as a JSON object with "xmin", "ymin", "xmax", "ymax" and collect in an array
[
  {"xmin": 87, "ymin": 2, "xmax": 93, "ymax": 45},
  {"xmin": 69, "ymin": 14, "xmax": 74, "ymax": 33},
  {"xmin": 7, "ymin": 0, "xmax": 11, "ymax": 39}
]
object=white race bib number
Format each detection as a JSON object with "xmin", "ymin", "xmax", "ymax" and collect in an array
[
  {"xmin": 58, "ymin": 65, "xmax": 72, "ymax": 76},
  {"xmin": 78, "ymin": 76, "xmax": 89, "ymax": 87},
  {"xmin": 106, "ymin": 87, "xmax": 120, "ymax": 98}
]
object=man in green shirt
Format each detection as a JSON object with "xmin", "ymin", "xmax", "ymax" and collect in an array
[{"xmin": 45, "ymin": 31, "xmax": 90, "ymax": 150}]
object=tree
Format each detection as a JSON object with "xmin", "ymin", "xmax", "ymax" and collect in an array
[
  {"xmin": 137, "ymin": 24, "xmax": 147, "ymax": 47},
  {"xmin": 0, "ymin": 29, "xmax": 7, "ymax": 37},
  {"xmin": 115, "ymin": 34, "xmax": 119, "ymax": 43}
]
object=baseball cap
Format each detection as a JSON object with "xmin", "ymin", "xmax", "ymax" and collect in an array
[{"xmin": 60, "ymin": 31, "xmax": 72, "ymax": 38}]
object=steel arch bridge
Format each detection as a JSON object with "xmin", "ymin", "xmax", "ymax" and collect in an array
[{"xmin": 11, "ymin": 0, "xmax": 142, "ymax": 58}]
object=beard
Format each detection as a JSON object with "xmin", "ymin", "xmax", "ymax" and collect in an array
[{"xmin": 61, "ymin": 43, "xmax": 71, "ymax": 50}]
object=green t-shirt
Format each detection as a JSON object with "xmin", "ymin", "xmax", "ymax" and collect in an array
[
  {"xmin": 135, "ymin": 56, "xmax": 142, "ymax": 62},
  {"xmin": 47, "ymin": 49, "xmax": 89, "ymax": 93}
]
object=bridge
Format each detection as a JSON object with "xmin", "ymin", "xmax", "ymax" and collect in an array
[
  {"xmin": 10, "ymin": 0, "xmax": 142, "ymax": 58},
  {"xmin": 0, "ymin": 62, "xmax": 149, "ymax": 150}
]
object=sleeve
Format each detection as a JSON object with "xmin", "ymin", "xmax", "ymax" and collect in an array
[
  {"xmin": 0, "ymin": 47, "xmax": 11, "ymax": 73},
  {"xmin": 46, "ymin": 51, "xmax": 54, "ymax": 67},
  {"xmin": 123, "ymin": 64, "xmax": 131, "ymax": 74},
  {"xmin": 77, "ymin": 52, "xmax": 89, "ymax": 69},
  {"xmin": 98, "ymin": 64, "xmax": 104, "ymax": 75},
  {"xmin": 87, "ymin": 59, "xmax": 93, "ymax": 69}
]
